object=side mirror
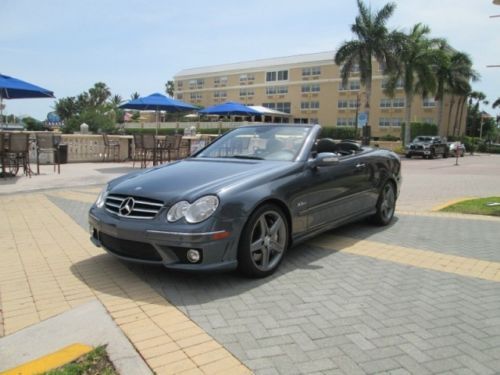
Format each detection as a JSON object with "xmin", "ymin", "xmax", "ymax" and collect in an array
[{"xmin": 311, "ymin": 152, "xmax": 339, "ymax": 168}]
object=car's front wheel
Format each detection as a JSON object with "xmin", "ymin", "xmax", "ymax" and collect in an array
[
  {"xmin": 371, "ymin": 182, "xmax": 396, "ymax": 226},
  {"xmin": 238, "ymin": 204, "xmax": 288, "ymax": 278}
]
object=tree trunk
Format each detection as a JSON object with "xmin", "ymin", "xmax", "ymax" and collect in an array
[
  {"xmin": 404, "ymin": 93, "xmax": 413, "ymax": 145},
  {"xmin": 437, "ymin": 98, "xmax": 444, "ymax": 136},
  {"xmin": 453, "ymin": 96, "xmax": 467, "ymax": 136},
  {"xmin": 363, "ymin": 80, "xmax": 372, "ymax": 145},
  {"xmin": 446, "ymin": 95, "xmax": 455, "ymax": 137}
]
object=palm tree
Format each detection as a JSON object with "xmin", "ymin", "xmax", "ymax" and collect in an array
[
  {"xmin": 433, "ymin": 44, "xmax": 478, "ymax": 135},
  {"xmin": 130, "ymin": 92, "xmax": 140, "ymax": 100},
  {"xmin": 165, "ymin": 81, "xmax": 175, "ymax": 97},
  {"xmin": 88, "ymin": 82, "xmax": 111, "ymax": 107},
  {"xmin": 493, "ymin": 98, "xmax": 500, "ymax": 109},
  {"xmin": 334, "ymin": 0, "xmax": 398, "ymax": 137},
  {"xmin": 109, "ymin": 94, "xmax": 123, "ymax": 108},
  {"xmin": 385, "ymin": 23, "xmax": 437, "ymax": 144}
]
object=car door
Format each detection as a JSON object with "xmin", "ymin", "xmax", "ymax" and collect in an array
[{"xmin": 294, "ymin": 152, "xmax": 372, "ymax": 233}]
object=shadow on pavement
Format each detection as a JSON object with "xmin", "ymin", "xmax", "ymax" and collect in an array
[{"xmin": 69, "ymin": 216, "xmax": 399, "ymax": 307}]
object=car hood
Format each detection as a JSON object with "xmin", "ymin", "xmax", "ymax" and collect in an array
[{"xmin": 108, "ymin": 158, "xmax": 292, "ymax": 204}]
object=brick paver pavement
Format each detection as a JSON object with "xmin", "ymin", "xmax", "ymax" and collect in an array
[
  {"xmin": 1, "ymin": 154, "xmax": 500, "ymax": 374},
  {"xmin": 0, "ymin": 193, "xmax": 250, "ymax": 375}
]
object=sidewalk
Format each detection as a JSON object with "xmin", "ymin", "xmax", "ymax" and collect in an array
[{"xmin": 0, "ymin": 183, "xmax": 250, "ymax": 374}]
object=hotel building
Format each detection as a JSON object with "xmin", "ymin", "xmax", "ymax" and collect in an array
[{"xmin": 174, "ymin": 51, "xmax": 463, "ymax": 138}]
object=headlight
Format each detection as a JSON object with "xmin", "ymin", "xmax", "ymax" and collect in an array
[
  {"xmin": 95, "ymin": 186, "xmax": 109, "ymax": 208},
  {"xmin": 167, "ymin": 201, "xmax": 190, "ymax": 222},
  {"xmin": 167, "ymin": 195, "xmax": 219, "ymax": 224}
]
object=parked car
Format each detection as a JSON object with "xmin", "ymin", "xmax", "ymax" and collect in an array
[
  {"xmin": 448, "ymin": 142, "xmax": 466, "ymax": 157},
  {"xmin": 89, "ymin": 125, "xmax": 401, "ymax": 277},
  {"xmin": 405, "ymin": 136, "xmax": 449, "ymax": 159}
]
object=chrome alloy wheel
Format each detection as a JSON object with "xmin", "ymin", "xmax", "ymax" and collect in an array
[
  {"xmin": 249, "ymin": 210, "xmax": 287, "ymax": 272},
  {"xmin": 380, "ymin": 183, "xmax": 395, "ymax": 222}
]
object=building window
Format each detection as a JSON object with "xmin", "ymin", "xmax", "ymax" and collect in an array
[
  {"xmin": 276, "ymin": 102, "xmax": 291, "ymax": 113},
  {"xmin": 422, "ymin": 117, "xmax": 435, "ymax": 124},
  {"xmin": 302, "ymin": 66, "xmax": 321, "ymax": 76},
  {"xmin": 338, "ymin": 80, "xmax": 360, "ymax": 91},
  {"xmin": 379, "ymin": 117, "xmax": 403, "ymax": 127},
  {"xmin": 301, "ymin": 84, "xmax": 320, "ymax": 93},
  {"xmin": 263, "ymin": 102, "xmax": 276, "ymax": 110},
  {"xmin": 266, "ymin": 86, "xmax": 288, "ymax": 95},
  {"xmin": 240, "ymin": 73, "xmax": 255, "ymax": 82},
  {"xmin": 338, "ymin": 100, "xmax": 349, "ymax": 108},
  {"xmin": 302, "ymin": 101, "xmax": 320, "ymax": 110},
  {"xmin": 177, "ymin": 81, "xmax": 183, "ymax": 89},
  {"xmin": 214, "ymin": 76, "xmax": 227, "ymax": 86},
  {"xmin": 176, "ymin": 94, "xmax": 183, "ymax": 99},
  {"xmin": 423, "ymin": 97, "xmax": 436, "ymax": 107},
  {"xmin": 380, "ymin": 98, "xmax": 392, "ymax": 108},
  {"xmin": 348, "ymin": 99, "xmax": 359, "ymax": 108},
  {"xmin": 393, "ymin": 98, "xmax": 405, "ymax": 108},
  {"xmin": 381, "ymin": 78, "xmax": 403, "ymax": 89},
  {"xmin": 266, "ymin": 70, "xmax": 288, "ymax": 82},
  {"xmin": 337, "ymin": 117, "xmax": 356, "ymax": 127},
  {"xmin": 240, "ymin": 88, "xmax": 254, "ymax": 97},
  {"xmin": 189, "ymin": 79, "xmax": 204, "ymax": 89},
  {"xmin": 190, "ymin": 92, "xmax": 202, "ymax": 100},
  {"xmin": 213, "ymin": 91, "xmax": 227, "ymax": 99}
]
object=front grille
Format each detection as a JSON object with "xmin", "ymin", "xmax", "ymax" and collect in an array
[
  {"xmin": 99, "ymin": 232, "xmax": 162, "ymax": 261},
  {"xmin": 105, "ymin": 194, "xmax": 164, "ymax": 219},
  {"xmin": 410, "ymin": 145, "xmax": 424, "ymax": 150}
]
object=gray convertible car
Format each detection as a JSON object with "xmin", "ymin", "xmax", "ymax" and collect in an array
[{"xmin": 89, "ymin": 124, "xmax": 401, "ymax": 277}]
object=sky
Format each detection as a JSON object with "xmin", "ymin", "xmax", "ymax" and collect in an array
[{"xmin": 1, "ymin": 0, "xmax": 499, "ymax": 120}]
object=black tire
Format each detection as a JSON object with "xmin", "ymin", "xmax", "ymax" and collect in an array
[
  {"xmin": 371, "ymin": 182, "xmax": 396, "ymax": 226},
  {"xmin": 238, "ymin": 204, "xmax": 289, "ymax": 278},
  {"xmin": 460, "ymin": 151, "xmax": 464, "ymax": 157},
  {"xmin": 443, "ymin": 151, "xmax": 449, "ymax": 158},
  {"xmin": 405, "ymin": 154, "xmax": 412, "ymax": 159}
]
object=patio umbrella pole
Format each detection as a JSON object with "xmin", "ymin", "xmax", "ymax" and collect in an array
[
  {"xmin": 155, "ymin": 108, "xmax": 159, "ymax": 136},
  {"xmin": 0, "ymin": 95, "xmax": 3, "ymax": 128}
]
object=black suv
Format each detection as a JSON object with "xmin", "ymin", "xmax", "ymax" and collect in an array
[{"xmin": 405, "ymin": 136, "xmax": 449, "ymax": 159}]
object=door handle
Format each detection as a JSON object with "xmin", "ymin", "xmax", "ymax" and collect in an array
[{"xmin": 356, "ymin": 163, "xmax": 366, "ymax": 168}]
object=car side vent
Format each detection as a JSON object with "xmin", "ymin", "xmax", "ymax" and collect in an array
[{"xmin": 105, "ymin": 194, "xmax": 164, "ymax": 219}]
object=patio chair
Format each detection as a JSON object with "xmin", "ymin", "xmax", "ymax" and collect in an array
[
  {"xmin": 0, "ymin": 133, "xmax": 4, "ymax": 176},
  {"xmin": 142, "ymin": 134, "xmax": 157, "ymax": 167},
  {"xmin": 102, "ymin": 134, "xmax": 120, "ymax": 161},
  {"xmin": 158, "ymin": 134, "xmax": 183, "ymax": 163},
  {"xmin": 35, "ymin": 133, "xmax": 60, "ymax": 175},
  {"xmin": 132, "ymin": 134, "xmax": 144, "ymax": 168},
  {"xmin": 7, "ymin": 133, "xmax": 31, "ymax": 177}
]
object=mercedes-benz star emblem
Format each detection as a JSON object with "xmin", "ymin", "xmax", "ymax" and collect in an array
[{"xmin": 119, "ymin": 197, "xmax": 135, "ymax": 216}]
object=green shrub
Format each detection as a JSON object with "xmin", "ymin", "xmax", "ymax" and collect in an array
[
  {"xmin": 319, "ymin": 126, "xmax": 357, "ymax": 140},
  {"xmin": 410, "ymin": 122, "xmax": 438, "ymax": 139},
  {"xmin": 379, "ymin": 134, "xmax": 400, "ymax": 141}
]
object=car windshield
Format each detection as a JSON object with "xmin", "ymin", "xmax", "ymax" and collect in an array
[
  {"xmin": 195, "ymin": 126, "xmax": 312, "ymax": 161},
  {"xmin": 414, "ymin": 136, "xmax": 432, "ymax": 142}
]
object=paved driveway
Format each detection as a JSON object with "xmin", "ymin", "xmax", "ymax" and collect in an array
[{"xmin": 2, "ymin": 154, "xmax": 500, "ymax": 374}]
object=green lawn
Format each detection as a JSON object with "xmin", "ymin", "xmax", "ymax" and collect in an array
[
  {"xmin": 44, "ymin": 346, "xmax": 117, "ymax": 375},
  {"xmin": 441, "ymin": 197, "xmax": 500, "ymax": 217}
]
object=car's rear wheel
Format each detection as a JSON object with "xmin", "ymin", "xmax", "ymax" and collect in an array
[
  {"xmin": 405, "ymin": 154, "xmax": 411, "ymax": 159},
  {"xmin": 238, "ymin": 204, "xmax": 288, "ymax": 278},
  {"xmin": 371, "ymin": 182, "xmax": 396, "ymax": 226}
]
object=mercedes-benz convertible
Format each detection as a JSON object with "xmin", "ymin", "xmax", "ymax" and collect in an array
[{"xmin": 89, "ymin": 124, "xmax": 401, "ymax": 277}]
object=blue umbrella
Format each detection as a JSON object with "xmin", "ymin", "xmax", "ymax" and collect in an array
[
  {"xmin": 120, "ymin": 93, "xmax": 197, "ymax": 134},
  {"xmin": 120, "ymin": 92, "xmax": 196, "ymax": 112},
  {"xmin": 0, "ymin": 74, "xmax": 54, "ymax": 125},
  {"xmin": 199, "ymin": 101, "xmax": 261, "ymax": 117}
]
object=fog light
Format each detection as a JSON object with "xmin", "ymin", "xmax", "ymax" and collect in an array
[{"xmin": 186, "ymin": 249, "xmax": 201, "ymax": 263}]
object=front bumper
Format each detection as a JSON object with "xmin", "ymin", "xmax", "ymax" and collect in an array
[
  {"xmin": 407, "ymin": 149, "xmax": 431, "ymax": 156},
  {"xmin": 89, "ymin": 207, "xmax": 244, "ymax": 272}
]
